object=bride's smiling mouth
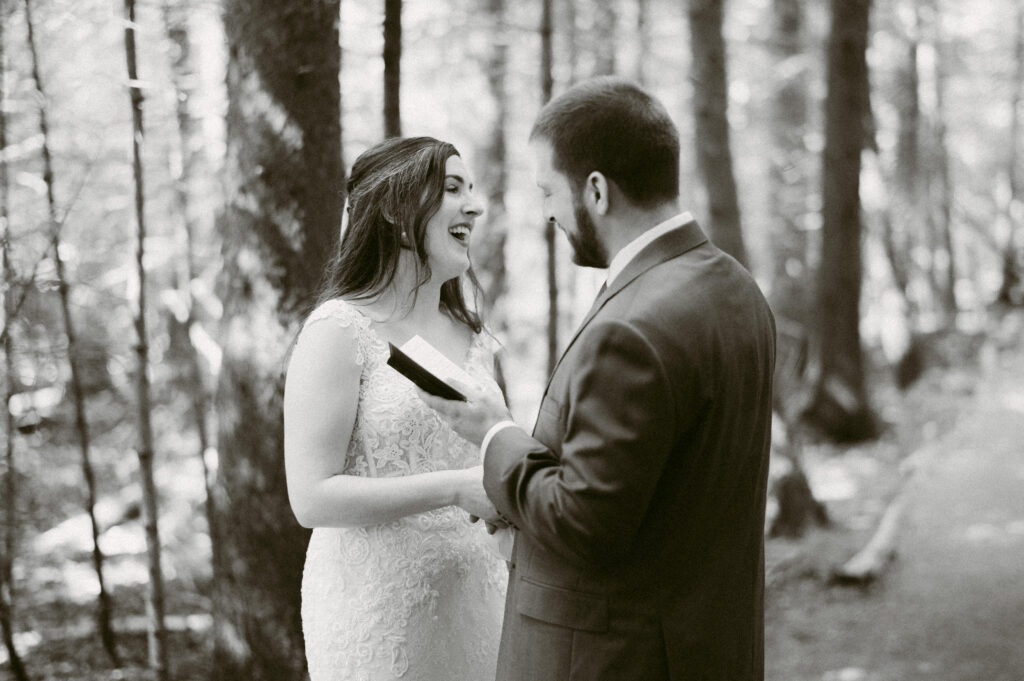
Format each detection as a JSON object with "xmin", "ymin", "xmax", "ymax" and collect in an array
[{"xmin": 448, "ymin": 223, "xmax": 472, "ymax": 244}]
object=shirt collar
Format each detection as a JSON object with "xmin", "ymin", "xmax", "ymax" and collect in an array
[{"xmin": 605, "ymin": 211, "xmax": 694, "ymax": 288}]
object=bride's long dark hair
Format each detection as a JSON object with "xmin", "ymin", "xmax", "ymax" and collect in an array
[{"xmin": 315, "ymin": 136, "xmax": 482, "ymax": 333}]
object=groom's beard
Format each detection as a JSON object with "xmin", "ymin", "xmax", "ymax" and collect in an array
[{"xmin": 567, "ymin": 194, "xmax": 609, "ymax": 268}]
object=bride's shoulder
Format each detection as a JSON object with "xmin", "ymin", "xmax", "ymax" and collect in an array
[
  {"xmin": 304, "ymin": 297, "xmax": 372, "ymax": 332},
  {"xmin": 293, "ymin": 298, "xmax": 376, "ymax": 368}
]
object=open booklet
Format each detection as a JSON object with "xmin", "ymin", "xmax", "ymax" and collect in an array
[{"xmin": 387, "ymin": 335, "xmax": 473, "ymax": 402}]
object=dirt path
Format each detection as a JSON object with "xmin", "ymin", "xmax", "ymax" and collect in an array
[{"xmin": 766, "ymin": 343, "xmax": 1024, "ymax": 681}]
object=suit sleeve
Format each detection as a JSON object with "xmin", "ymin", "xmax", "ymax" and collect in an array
[{"xmin": 483, "ymin": 319, "xmax": 685, "ymax": 567}]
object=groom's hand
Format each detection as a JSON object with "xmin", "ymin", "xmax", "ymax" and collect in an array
[{"xmin": 417, "ymin": 379, "xmax": 512, "ymax": 446}]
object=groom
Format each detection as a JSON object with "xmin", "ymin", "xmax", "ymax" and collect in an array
[{"xmin": 422, "ymin": 77, "xmax": 775, "ymax": 680}]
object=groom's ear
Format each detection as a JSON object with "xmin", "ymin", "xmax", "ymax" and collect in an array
[{"xmin": 585, "ymin": 171, "xmax": 610, "ymax": 216}]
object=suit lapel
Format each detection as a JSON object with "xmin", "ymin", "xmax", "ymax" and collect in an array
[{"xmin": 538, "ymin": 220, "xmax": 708, "ymax": 403}]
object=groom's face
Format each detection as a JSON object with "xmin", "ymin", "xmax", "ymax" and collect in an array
[{"xmin": 531, "ymin": 140, "xmax": 609, "ymax": 268}]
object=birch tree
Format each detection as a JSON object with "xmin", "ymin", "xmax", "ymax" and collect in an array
[
  {"xmin": 123, "ymin": 0, "xmax": 170, "ymax": 676},
  {"xmin": 0, "ymin": 4, "xmax": 29, "ymax": 675},
  {"xmin": 162, "ymin": 0, "xmax": 219, "ymax": 582},
  {"xmin": 24, "ymin": 0, "xmax": 120, "ymax": 662}
]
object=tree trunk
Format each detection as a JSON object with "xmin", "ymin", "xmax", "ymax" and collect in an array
[
  {"xmin": 479, "ymin": 5, "xmax": 509, "ymax": 307},
  {"xmin": 0, "ymin": 12, "xmax": 29, "ymax": 677},
  {"xmin": 474, "ymin": 0, "xmax": 510, "ymax": 397},
  {"xmin": 541, "ymin": 0, "xmax": 559, "ymax": 375},
  {"xmin": 478, "ymin": 0, "xmax": 508, "ymax": 316},
  {"xmin": 0, "ymin": 570, "xmax": 28, "ymax": 681},
  {"xmin": 687, "ymin": 0, "xmax": 749, "ymax": 268},
  {"xmin": 880, "ymin": 212, "xmax": 913, "ymax": 311},
  {"xmin": 565, "ymin": 0, "xmax": 579, "ymax": 84},
  {"xmin": 213, "ymin": 2, "xmax": 342, "ymax": 679},
  {"xmin": 997, "ymin": 3, "xmax": 1023, "ymax": 306},
  {"xmin": 764, "ymin": 0, "xmax": 826, "ymax": 537},
  {"xmin": 925, "ymin": 0, "xmax": 957, "ymax": 318},
  {"xmin": 804, "ymin": 0, "xmax": 878, "ymax": 442},
  {"xmin": 932, "ymin": 99, "xmax": 957, "ymax": 314},
  {"xmin": 879, "ymin": 0, "xmax": 925, "ymax": 375},
  {"xmin": 767, "ymin": 0, "xmax": 811, "ymax": 326},
  {"xmin": 0, "ymin": 251, "xmax": 28, "ymax": 681},
  {"xmin": 123, "ymin": 1, "xmax": 170, "ymax": 677},
  {"xmin": 384, "ymin": 0, "xmax": 402, "ymax": 138},
  {"xmin": 0, "ymin": 577, "xmax": 27, "ymax": 681},
  {"xmin": 893, "ymin": 2, "xmax": 923, "ymax": 323},
  {"xmin": 769, "ymin": 458, "xmax": 829, "ymax": 538},
  {"xmin": 593, "ymin": 0, "xmax": 616, "ymax": 76},
  {"xmin": 895, "ymin": 7, "xmax": 920, "ymax": 197},
  {"xmin": 162, "ymin": 0, "xmax": 219, "ymax": 565},
  {"xmin": 24, "ymin": 0, "xmax": 121, "ymax": 663},
  {"xmin": 634, "ymin": 0, "xmax": 649, "ymax": 85}
]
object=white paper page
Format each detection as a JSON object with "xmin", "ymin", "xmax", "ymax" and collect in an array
[{"xmin": 399, "ymin": 335, "xmax": 474, "ymax": 388}]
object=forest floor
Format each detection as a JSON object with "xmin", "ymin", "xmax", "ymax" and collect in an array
[
  {"xmin": 764, "ymin": 307, "xmax": 1024, "ymax": 681},
  {"xmin": 3, "ymin": 308, "xmax": 1024, "ymax": 681}
]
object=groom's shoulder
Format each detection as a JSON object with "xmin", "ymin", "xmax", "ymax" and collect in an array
[
  {"xmin": 604, "ymin": 250, "xmax": 768, "ymax": 339},
  {"xmin": 609, "ymin": 255, "xmax": 713, "ymax": 318}
]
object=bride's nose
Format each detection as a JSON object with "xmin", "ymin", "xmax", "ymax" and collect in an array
[{"xmin": 463, "ymin": 192, "xmax": 484, "ymax": 217}]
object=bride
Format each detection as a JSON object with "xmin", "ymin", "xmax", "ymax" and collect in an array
[{"xmin": 283, "ymin": 136, "xmax": 508, "ymax": 680}]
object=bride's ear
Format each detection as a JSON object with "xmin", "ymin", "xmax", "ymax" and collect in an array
[{"xmin": 379, "ymin": 208, "xmax": 412, "ymax": 249}]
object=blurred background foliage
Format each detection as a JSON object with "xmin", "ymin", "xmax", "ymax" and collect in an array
[{"xmin": 0, "ymin": 0, "xmax": 1022, "ymax": 678}]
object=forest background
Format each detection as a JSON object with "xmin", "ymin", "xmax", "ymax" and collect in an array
[{"xmin": 1, "ymin": 0, "xmax": 1022, "ymax": 679}]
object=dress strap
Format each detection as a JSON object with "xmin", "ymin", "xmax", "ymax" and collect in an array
[{"xmin": 302, "ymin": 298, "xmax": 377, "ymax": 367}]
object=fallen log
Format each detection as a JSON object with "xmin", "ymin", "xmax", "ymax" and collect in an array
[{"xmin": 831, "ymin": 493, "xmax": 905, "ymax": 585}]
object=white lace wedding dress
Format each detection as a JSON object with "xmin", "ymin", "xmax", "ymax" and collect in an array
[{"xmin": 299, "ymin": 299, "xmax": 508, "ymax": 681}]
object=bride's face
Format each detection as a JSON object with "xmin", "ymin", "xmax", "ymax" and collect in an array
[{"xmin": 422, "ymin": 155, "xmax": 484, "ymax": 282}]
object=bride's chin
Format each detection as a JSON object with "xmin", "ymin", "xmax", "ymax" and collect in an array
[
  {"xmin": 434, "ymin": 258, "xmax": 471, "ymax": 282},
  {"xmin": 430, "ymin": 269, "xmax": 468, "ymax": 288},
  {"xmin": 449, "ymin": 267, "xmax": 470, "ymax": 282}
]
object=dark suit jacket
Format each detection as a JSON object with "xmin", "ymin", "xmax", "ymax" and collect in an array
[{"xmin": 483, "ymin": 220, "xmax": 776, "ymax": 681}]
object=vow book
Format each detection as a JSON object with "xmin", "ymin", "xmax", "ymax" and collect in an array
[{"xmin": 387, "ymin": 335, "xmax": 470, "ymax": 401}]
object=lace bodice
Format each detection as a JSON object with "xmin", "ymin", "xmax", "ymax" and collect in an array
[
  {"xmin": 305, "ymin": 297, "xmax": 490, "ymax": 479},
  {"xmin": 298, "ymin": 298, "xmax": 507, "ymax": 681}
]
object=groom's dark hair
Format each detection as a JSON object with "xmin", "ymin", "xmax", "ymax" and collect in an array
[{"xmin": 530, "ymin": 77, "xmax": 680, "ymax": 208}]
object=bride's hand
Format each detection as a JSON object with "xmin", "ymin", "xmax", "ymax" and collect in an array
[{"xmin": 453, "ymin": 466, "xmax": 501, "ymax": 523}]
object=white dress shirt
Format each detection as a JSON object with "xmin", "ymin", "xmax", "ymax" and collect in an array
[
  {"xmin": 604, "ymin": 211, "xmax": 693, "ymax": 289},
  {"xmin": 479, "ymin": 211, "xmax": 695, "ymax": 458}
]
